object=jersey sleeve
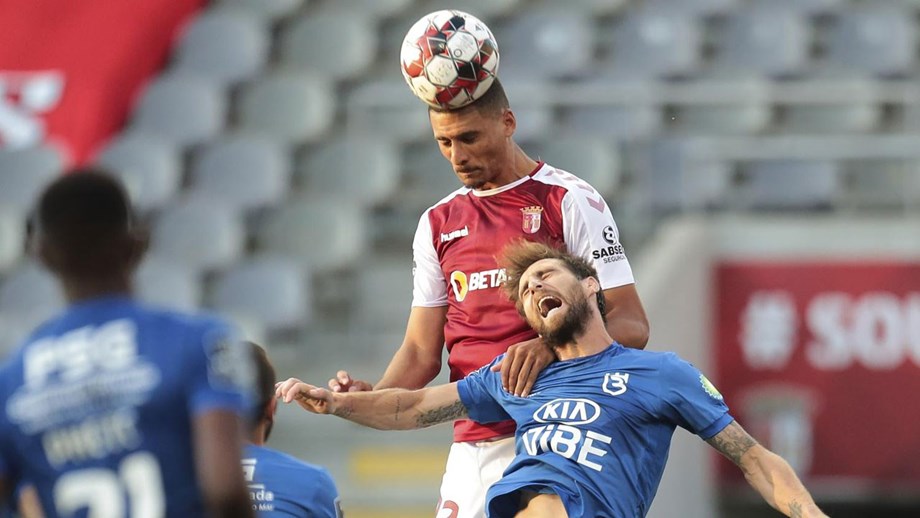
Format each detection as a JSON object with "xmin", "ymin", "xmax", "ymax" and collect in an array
[
  {"xmin": 561, "ymin": 190, "xmax": 635, "ymax": 290},
  {"xmin": 657, "ymin": 353, "xmax": 733, "ymax": 440},
  {"xmin": 185, "ymin": 320, "xmax": 255, "ymax": 417},
  {"xmin": 456, "ymin": 357, "xmax": 512, "ymax": 424},
  {"xmin": 411, "ymin": 210, "xmax": 448, "ymax": 307}
]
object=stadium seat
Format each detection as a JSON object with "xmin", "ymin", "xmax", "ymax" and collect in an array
[
  {"xmin": 96, "ymin": 133, "xmax": 181, "ymax": 212},
  {"xmin": 298, "ymin": 137, "xmax": 400, "ymax": 206},
  {"xmin": 351, "ymin": 258, "xmax": 412, "ymax": 333},
  {"xmin": 497, "ymin": 10, "xmax": 594, "ymax": 79},
  {"xmin": 0, "ymin": 207, "xmax": 24, "ymax": 274},
  {"xmin": 843, "ymin": 159, "xmax": 920, "ymax": 209},
  {"xmin": 671, "ymin": 75, "xmax": 771, "ymax": 135},
  {"xmin": 606, "ymin": 8, "xmax": 702, "ymax": 78},
  {"xmin": 779, "ymin": 75, "xmax": 880, "ymax": 134},
  {"xmin": 0, "ymin": 145, "xmax": 63, "ymax": 216},
  {"xmin": 346, "ymin": 80, "xmax": 432, "ymax": 143},
  {"xmin": 422, "ymin": 0, "xmax": 521, "ymax": 18},
  {"xmin": 151, "ymin": 197, "xmax": 245, "ymax": 273},
  {"xmin": 641, "ymin": 139, "xmax": 732, "ymax": 211},
  {"xmin": 0, "ymin": 262, "xmax": 65, "ymax": 335},
  {"xmin": 827, "ymin": 6, "xmax": 917, "ymax": 77},
  {"xmin": 324, "ymin": 0, "xmax": 414, "ymax": 17},
  {"xmin": 189, "ymin": 134, "xmax": 290, "ymax": 212},
  {"xmin": 750, "ymin": 0, "xmax": 842, "ymax": 15},
  {"xmin": 739, "ymin": 159, "xmax": 841, "ymax": 209},
  {"xmin": 402, "ymin": 143, "xmax": 463, "ymax": 206},
  {"xmin": 0, "ymin": 313, "xmax": 33, "ymax": 359},
  {"xmin": 644, "ymin": 0, "xmax": 737, "ymax": 16},
  {"xmin": 500, "ymin": 81, "xmax": 554, "ymax": 142},
  {"xmin": 173, "ymin": 11, "xmax": 269, "ymax": 85},
  {"xmin": 214, "ymin": 0, "xmax": 305, "ymax": 22},
  {"xmin": 716, "ymin": 6, "xmax": 811, "ymax": 78},
  {"xmin": 257, "ymin": 196, "xmax": 367, "ymax": 272},
  {"xmin": 211, "ymin": 254, "xmax": 311, "ymax": 334},
  {"xmin": 136, "ymin": 256, "xmax": 201, "ymax": 312},
  {"xmin": 279, "ymin": 12, "xmax": 376, "ymax": 81},
  {"xmin": 237, "ymin": 73, "xmax": 335, "ymax": 145},
  {"xmin": 564, "ymin": 79, "xmax": 663, "ymax": 139},
  {"xmin": 906, "ymin": 105, "xmax": 920, "ymax": 132},
  {"xmin": 547, "ymin": 0, "xmax": 627, "ymax": 16},
  {"xmin": 531, "ymin": 136, "xmax": 621, "ymax": 198},
  {"xmin": 130, "ymin": 74, "xmax": 226, "ymax": 147}
]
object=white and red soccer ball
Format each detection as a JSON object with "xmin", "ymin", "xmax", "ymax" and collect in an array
[{"xmin": 400, "ymin": 10, "xmax": 500, "ymax": 110}]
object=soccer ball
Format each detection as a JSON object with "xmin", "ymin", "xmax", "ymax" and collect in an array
[{"xmin": 400, "ymin": 10, "xmax": 499, "ymax": 110}]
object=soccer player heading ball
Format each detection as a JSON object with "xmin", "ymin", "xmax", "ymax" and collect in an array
[{"xmin": 401, "ymin": 10, "xmax": 500, "ymax": 110}]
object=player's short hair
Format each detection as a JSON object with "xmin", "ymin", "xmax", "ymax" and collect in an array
[
  {"xmin": 33, "ymin": 168, "xmax": 136, "ymax": 276},
  {"xmin": 428, "ymin": 77, "xmax": 510, "ymax": 118},
  {"xmin": 500, "ymin": 240, "xmax": 606, "ymax": 317},
  {"xmin": 249, "ymin": 342, "xmax": 276, "ymax": 426}
]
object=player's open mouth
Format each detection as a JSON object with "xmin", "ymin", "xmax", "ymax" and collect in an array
[{"xmin": 538, "ymin": 296, "xmax": 563, "ymax": 318}]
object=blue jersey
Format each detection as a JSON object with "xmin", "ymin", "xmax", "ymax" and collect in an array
[
  {"xmin": 242, "ymin": 445, "xmax": 341, "ymax": 518},
  {"xmin": 457, "ymin": 343, "xmax": 733, "ymax": 518},
  {"xmin": 0, "ymin": 296, "xmax": 253, "ymax": 517}
]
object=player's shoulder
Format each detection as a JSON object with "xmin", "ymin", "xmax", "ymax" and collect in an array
[
  {"xmin": 530, "ymin": 162, "xmax": 592, "ymax": 191},
  {"xmin": 614, "ymin": 346, "xmax": 686, "ymax": 372},
  {"xmin": 425, "ymin": 186, "xmax": 472, "ymax": 212}
]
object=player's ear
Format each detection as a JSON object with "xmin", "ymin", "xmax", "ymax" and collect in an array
[
  {"xmin": 582, "ymin": 276, "xmax": 600, "ymax": 296},
  {"xmin": 502, "ymin": 108, "xmax": 516, "ymax": 137}
]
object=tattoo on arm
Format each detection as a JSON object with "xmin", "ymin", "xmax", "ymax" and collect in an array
[
  {"xmin": 789, "ymin": 501, "xmax": 803, "ymax": 518},
  {"xmin": 706, "ymin": 421, "xmax": 757, "ymax": 465},
  {"xmin": 415, "ymin": 399, "xmax": 467, "ymax": 428},
  {"xmin": 395, "ymin": 394, "xmax": 401, "ymax": 423}
]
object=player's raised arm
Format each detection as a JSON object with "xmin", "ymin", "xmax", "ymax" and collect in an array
[
  {"xmin": 706, "ymin": 421, "xmax": 827, "ymax": 518},
  {"xmin": 277, "ymin": 378, "xmax": 466, "ymax": 431}
]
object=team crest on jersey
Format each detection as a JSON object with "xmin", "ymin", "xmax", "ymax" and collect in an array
[
  {"xmin": 521, "ymin": 206, "xmax": 543, "ymax": 234},
  {"xmin": 602, "ymin": 372, "xmax": 630, "ymax": 396}
]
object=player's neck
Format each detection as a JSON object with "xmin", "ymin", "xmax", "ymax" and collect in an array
[
  {"xmin": 555, "ymin": 319, "xmax": 615, "ymax": 361},
  {"xmin": 250, "ymin": 423, "xmax": 270, "ymax": 446},
  {"xmin": 61, "ymin": 275, "xmax": 132, "ymax": 304}
]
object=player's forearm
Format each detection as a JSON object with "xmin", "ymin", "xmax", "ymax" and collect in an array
[
  {"xmin": 374, "ymin": 344, "xmax": 441, "ymax": 390},
  {"xmin": 604, "ymin": 309, "xmax": 649, "ymax": 349},
  {"xmin": 331, "ymin": 388, "xmax": 429, "ymax": 430},
  {"xmin": 741, "ymin": 447, "xmax": 827, "ymax": 518}
]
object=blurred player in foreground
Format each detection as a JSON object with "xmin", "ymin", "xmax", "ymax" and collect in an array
[
  {"xmin": 0, "ymin": 171, "xmax": 254, "ymax": 517},
  {"xmin": 243, "ymin": 343, "xmax": 341, "ymax": 517},
  {"xmin": 328, "ymin": 78, "xmax": 649, "ymax": 517},
  {"xmin": 282, "ymin": 241, "xmax": 827, "ymax": 518}
]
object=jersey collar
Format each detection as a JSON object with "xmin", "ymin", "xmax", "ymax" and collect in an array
[{"xmin": 470, "ymin": 161, "xmax": 547, "ymax": 198}]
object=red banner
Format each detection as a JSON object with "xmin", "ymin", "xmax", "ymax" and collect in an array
[
  {"xmin": 0, "ymin": 0, "xmax": 204, "ymax": 163},
  {"xmin": 715, "ymin": 262, "xmax": 920, "ymax": 490}
]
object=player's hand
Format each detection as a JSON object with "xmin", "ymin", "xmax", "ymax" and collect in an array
[
  {"xmin": 276, "ymin": 377, "xmax": 337, "ymax": 414},
  {"xmin": 327, "ymin": 370, "xmax": 373, "ymax": 393},
  {"xmin": 491, "ymin": 337, "xmax": 556, "ymax": 397}
]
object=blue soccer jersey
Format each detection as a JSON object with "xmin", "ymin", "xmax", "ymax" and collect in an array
[
  {"xmin": 242, "ymin": 445, "xmax": 341, "ymax": 518},
  {"xmin": 0, "ymin": 296, "xmax": 253, "ymax": 517},
  {"xmin": 457, "ymin": 343, "xmax": 733, "ymax": 518}
]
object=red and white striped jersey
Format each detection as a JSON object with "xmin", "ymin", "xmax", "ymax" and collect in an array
[{"xmin": 412, "ymin": 162, "xmax": 635, "ymax": 442}]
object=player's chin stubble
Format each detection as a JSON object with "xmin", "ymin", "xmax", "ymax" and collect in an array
[{"xmin": 534, "ymin": 298, "xmax": 592, "ymax": 349}]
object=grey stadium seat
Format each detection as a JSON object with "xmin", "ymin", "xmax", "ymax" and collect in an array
[
  {"xmin": 322, "ymin": 0, "xmax": 414, "ymax": 18},
  {"xmin": 0, "ymin": 145, "xmax": 62, "ymax": 216},
  {"xmin": 151, "ymin": 197, "xmax": 244, "ymax": 273},
  {"xmin": 739, "ymin": 160, "xmax": 841, "ymax": 210},
  {"xmin": 345, "ymin": 80, "xmax": 431, "ymax": 143},
  {"xmin": 238, "ymin": 73, "xmax": 335, "ymax": 144},
  {"xmin": 258, "ymin": 197, "xmax": 366, "ymax": 272},
  {"xmin": 173, "ymin": 11, "xmax": 269, "ymax": 84},
  {"xmin": 421, "ymin": 0, "xmax": 521, "ymax": 18},
  {"xmin": 498, "ymin": 10, "xmax": 594, "ymax": 79},
  {"xmin": 279, "ymin": 12, "xmax": 376, "ymax": 81},
  {"xmin": 780, "ymin": 75, "xmax": 880, "ymax": 134},
  {"xmin": 827, "ymin": 6, "xmax": 918, "ymax": 77},
  {"xmin": 750, "ymin": 0, "xmax": 843, "ymax": 15},
  {"xmin": 0, "ymin": 207, "xmax": 24, "ymax": 274},
  {"xmin": 843, "ymin": 159, "xmax": 920, "ymax": 209},
  {"xmin": 214, "ymin": 0, "xmax": 306, "ymax": 22},
  {"xmin": 644, "ymin": 0, "xmax": 737, "ymax": 16},
  {"xmin": 606, "ymin": 8, "xmax": 702, "ymax": 78},
  {"xmin": 640, "ymin": 138, "xmax": 732, "ymax": 211},
  {"xmin": 0, "ymin": 262, "xmax": 65, "ymax": 335},
  {"xmin": 402, "ymin": 143, "xmax": 464, "ymax": 208},
  {"xmin": 136, "ymin": 256, "xmax": 201, "ymax": 312},
  {"xmin": 500, "ymin": 81, "xmax": 554, "ymax": 142},
  {"xmin": 96, "ymin": 133, "xmax": 181, "ymax": 212},
  {"xmin": 716, "ymin": 6, "xmax": 811, "ymax": 77},
  {"xmin": 671, "ymin": 75, "xmax": 771, "ymax": 135},
  {"xmin": 212, "ymin": 255, "xmax": 311, "ymax": 334},
  {"xmin": 189, "ymin": 135, "xmax": 290, "ymax": 212},
  {"xmin": 130, "ymin": 74, "xmax": 226, "ymax": 147},
  {"xmin": 298, "ymin": 137, "xmax": 400, "ymax": 206},
  {"xmin": 531, "ymin": 136, "xmax": 621, "ymax": 198},
  {"xmin": 564, "ymin": 79, "xmax": 663, "ymax": 139},
  {"xmin": 352, "ymin": 258, "xmax": 412, "ymax": 333}
]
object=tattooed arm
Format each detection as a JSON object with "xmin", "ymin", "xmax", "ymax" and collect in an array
[
  {"xmin": 275, "ymin": 378, "xmax": 467, "ymax": 430},
  {"xmin": 707, "ymin": 421, "xmax": 828, "ymax": 518}
]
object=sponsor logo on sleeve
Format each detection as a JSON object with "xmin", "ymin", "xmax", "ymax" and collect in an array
[{"xmin": 700, "ymin": 374, "xmax": 723, "ymax": 401}]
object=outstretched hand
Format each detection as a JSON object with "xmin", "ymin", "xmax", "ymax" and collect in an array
[
  {"xmin": 327, "ymin": 370, "xmax": 373, "ymax": 393},
  {"xmin": 491, "ymin": 337, "xmax": 556, "ymax": 397},
  {"xmin": 275, "ymin": 377, "xmax": 337, "ymax": 414}
]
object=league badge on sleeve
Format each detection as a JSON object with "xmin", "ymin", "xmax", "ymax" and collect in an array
[
  {"xmin": 699, "ymin": 374, "xmax": 723, "ymax": 401},
  {"xmin": 521, "ymin": 206, "xmax": 543, "ymax": 234}
]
